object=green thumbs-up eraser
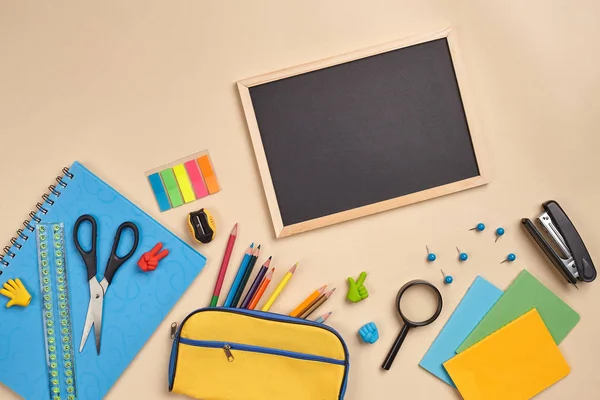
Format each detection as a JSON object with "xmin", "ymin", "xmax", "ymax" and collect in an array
[{"xmin": 346, "ymin": 271, "xmax": 369, "ymax": 303}]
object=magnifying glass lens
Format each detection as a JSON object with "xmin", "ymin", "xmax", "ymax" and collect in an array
[{"xmin": 399, "ymin": 285, "xmax": 441, "ymax": 323}]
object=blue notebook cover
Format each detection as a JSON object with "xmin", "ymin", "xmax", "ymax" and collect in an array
[
  {"xmin": 419, "ymin": 276, "xmax": 503, "ymax": 387},
  {"xmin": 0, "ymin": 162, "xmax": 206, "ymax": 399}
]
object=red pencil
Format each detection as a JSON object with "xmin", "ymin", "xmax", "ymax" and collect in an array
[
  {"xmin": 210, "ymin": 223, "xmax": 238, "ymax": 307},
  {"xmin": 248, "ymin": 268, "xmax": 275, "ymax": 310}
]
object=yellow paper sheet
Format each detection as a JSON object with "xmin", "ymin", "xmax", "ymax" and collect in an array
[{"xmin": 444, "ymin": 309, "xmax": 570, "ymax": 400}]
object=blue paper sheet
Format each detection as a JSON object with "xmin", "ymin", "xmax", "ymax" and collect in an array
[{"xmin": 419, "ymin": 276, "xmax": 503, "ymax": 386}]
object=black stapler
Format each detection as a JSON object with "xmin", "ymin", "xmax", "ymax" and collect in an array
[{"xmin": 522, "ymin": 200, "xmax": 596, "ymax": 285}]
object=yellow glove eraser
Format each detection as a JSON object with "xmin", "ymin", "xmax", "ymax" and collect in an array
[{"xmin": 0, "ymin": 278, "xmax": 32, "ymax": 308}]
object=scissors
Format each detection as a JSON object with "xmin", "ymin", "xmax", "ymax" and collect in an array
[{"xmin": 73, "ymin": 214, "xmax": 140, "ymax": 354}]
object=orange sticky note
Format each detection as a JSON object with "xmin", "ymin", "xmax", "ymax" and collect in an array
[
  {"xmin": 197, "ymin": 155, "xmax": 220, "ymax": 194},
  {"xmin": 444, "ymin": 309, "xmax": 570, "ymax": 400}
]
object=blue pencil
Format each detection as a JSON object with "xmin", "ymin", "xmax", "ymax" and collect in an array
[
  {"xmin": 223, "ymin": 243, "xmax": 253, "ymax": 307},
  {"xmin": 314, "ymin": 312, "xmax": 332, "ymax": 324},
  {"xmin": 232, "ymin": 245, "xmax": 260, "ymax": 307}
]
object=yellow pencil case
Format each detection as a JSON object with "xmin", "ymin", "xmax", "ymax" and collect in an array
[{"xmin": 169, "ymin": 308, "xmax": 350, "ymax": 400}]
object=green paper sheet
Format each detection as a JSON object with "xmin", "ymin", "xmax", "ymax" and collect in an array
[{"xmin": 456, "ymin": 269, "xmax": 579, "ymax": 353}]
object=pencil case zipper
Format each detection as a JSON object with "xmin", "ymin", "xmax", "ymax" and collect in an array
[
  {"xmin": 178, "ymin": 337, "xmax": 346, "ymax": 365},
  {"xmin": 169, "ymin": 308, "xmax": 350, "ymax": 398}
]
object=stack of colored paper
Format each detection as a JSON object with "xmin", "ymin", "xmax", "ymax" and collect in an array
[{"xmin": 419, "ymin": 270, "xmax": 579, "ymax": 399}]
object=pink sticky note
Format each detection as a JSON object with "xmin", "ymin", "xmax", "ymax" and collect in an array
[{"xmin": 184, "ymin": 160, "xmax": 209, "ymax": 199}]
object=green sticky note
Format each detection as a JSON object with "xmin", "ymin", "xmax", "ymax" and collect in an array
[
  {"xmin": 457, "ymin": 270, "xmax": 580, "ymax": 353},
  {"xmin": 160, "ymin": 168, "xmax": 184, "ymax": 208}
]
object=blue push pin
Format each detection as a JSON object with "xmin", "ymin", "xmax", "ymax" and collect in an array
[
  {"xmin": 440, "ymin": 269, "xmax": 453, "ymax": 284},
  {"xmin": 495, "ymin": 227, "xmax": 505, "ymax": 243},
  {"xmin": 426, "ymin": 246, "xmax": 436, "ymax": 262},
  {"xmin": 469, "ymin": 223, "xmax": 486, "ymax": 232},
  {"xmin": 501, "ymin": 253, "xmax": 516, "ymax": 264},
  {"xmin": 456, "ymin": 247, "xmax": 468, "ymax": 261}
]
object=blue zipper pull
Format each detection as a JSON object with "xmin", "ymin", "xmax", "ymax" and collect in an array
[{"xmin": 223, "ymin": 344, "xmax": 234, "ymax": 362}]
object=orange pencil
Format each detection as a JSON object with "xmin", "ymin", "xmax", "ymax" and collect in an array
[
  {"xmin": 289, "ymin": 285, "xmax": 327, "ymax": 317},
  {"xmin": 248, "ymin": 268, "xmax": 274, "ymax": 310}
]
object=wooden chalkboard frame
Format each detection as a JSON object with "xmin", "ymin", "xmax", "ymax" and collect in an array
[{"xmin": 237, "ymin": 28, "xmax": 489, "ymax": 238}]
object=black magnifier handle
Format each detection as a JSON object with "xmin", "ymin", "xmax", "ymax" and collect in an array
[{"xmin": 381, "ymin": 324, "xmax": 410, "ymax": 370}]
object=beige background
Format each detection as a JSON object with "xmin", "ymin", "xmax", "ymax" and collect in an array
[{"xmin": 1, "ymin": 1, "xmax": 599, "ymax": 399}]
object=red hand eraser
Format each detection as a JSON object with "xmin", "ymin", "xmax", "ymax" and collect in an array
[{"xmin": 138, "ymin": 243, "xmax": 169, "ymax": 272}]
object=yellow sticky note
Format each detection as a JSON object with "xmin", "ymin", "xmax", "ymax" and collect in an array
[
  {"xmin": 444, "ymin": 309, "xmax": 570, "ymax": 400},
  {"xmin": 173, "ymin": 164, "xmax": 196, "ymax": 203}
]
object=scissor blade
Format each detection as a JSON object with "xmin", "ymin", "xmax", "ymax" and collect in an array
[
  {"xmin": 80, "ymin": 279, "xmax": 104, "ymax": 354},
  {"xmin": 79, "ymin": 296, "xmax": 95, "ymax": 353},
  {"xmin": 94, "ymin": 292, "xmax": 103, "ymax": 355}
]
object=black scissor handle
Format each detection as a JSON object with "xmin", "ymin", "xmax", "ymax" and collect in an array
[
  {"xmin": 73, "ymin": 214, "xmax": 98, "ymax": 281},
  {"xmin": 104, "ymin": 222, "xmax": 140, "ymax": 285}
]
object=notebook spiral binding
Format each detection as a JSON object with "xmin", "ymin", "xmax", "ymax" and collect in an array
[{"xmin": 0, "ymin": 167, "xmax": 74, "ymax": 273}]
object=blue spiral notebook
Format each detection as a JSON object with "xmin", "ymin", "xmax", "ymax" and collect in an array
[{"xmin": 0, "ymin": 162, "xmax": 207, "ymax": 399}]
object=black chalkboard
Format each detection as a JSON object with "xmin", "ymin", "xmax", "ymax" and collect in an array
[{"xmin": 243, "ymin": 35, "xmax": 485, "ymax": 233}]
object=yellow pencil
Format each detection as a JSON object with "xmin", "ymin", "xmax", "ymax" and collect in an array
[
  {"xmin": 289, "ymin": 284, "xmax": 327, "ymax": 317},
  {"xmin": 261, "ymin": 262, "xmax": 298, "ymax": 312}
]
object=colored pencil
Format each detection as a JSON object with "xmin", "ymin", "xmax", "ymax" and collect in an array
[
  {"xmin": 314, "ymin": 312, "xmax": 332, "ymax": 324},
  {"xmin": 248, "ymin": 268, "xmax": 275, "ymax": 310},
  {"xmin": 261, "ymin": 262, "xmax": 298, "ymax": 312},
  {"xmin": 210, "ymin": 223, "xmax": 238, "ymax": 307},
  {"xmin": 232, "ymin": 245, "xmax": 260, "ymax": 307},
  {"xmin": 223, "ymin": 243, "xmax": 254, "ymax": 307},
  {"xmin": 295, "ymin": 287, "xmax": 328, "ymax": 318},
  {"xmin": 299, "ymin": 288, "xmax": 336, "ymax": 319},
  {"xmin": 289, "ymin": 285, "xmax": 327, "ymax": 317},
  {"xmin": 240, "ymin": 257, "xmax": 271, "ymax": 309}
]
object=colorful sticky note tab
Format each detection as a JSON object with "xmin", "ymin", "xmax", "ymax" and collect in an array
[
  {"xmin": 160, "ymin": 168, "xmax": 184, "ymax": 208},
  {"xmin": 197, "ymin": 155, "xmax": 220, "ymax": 194},
  {"xmin": 147, "ymin": 173, "xmax": 171, "ymax": 212},
  {"xmin": 184, "ymin": 159, "xmax": 209, "ymax": 199},
  {"xmin": 457, "ymin": 269, "xmax": 580, "ymax": 353},
  {"xmin": 173, "ymin": 164, "xmax": 196, "ymax": 203},
  {"xmin": 419, "ymin": 276, "xmax": 503, "ymax": 387},
  {"xmin": 444, "ymin": 309, "xmax": 570, "ymax": 400},
  {"xmin": 146, "ymin": 150, "xmax": 220, "ymax": 212}
]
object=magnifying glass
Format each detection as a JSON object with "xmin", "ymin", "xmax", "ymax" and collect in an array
[{"xmin": 381, "ymin": 279, "xmax": 443, "ymax": 371}]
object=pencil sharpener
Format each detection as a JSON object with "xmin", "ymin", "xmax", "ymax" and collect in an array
[{"xmin": 188, "ymin": 208, "xmax": 216, "ymax": 244}]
